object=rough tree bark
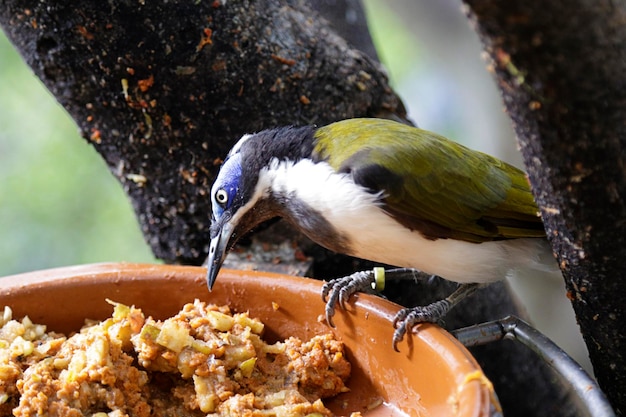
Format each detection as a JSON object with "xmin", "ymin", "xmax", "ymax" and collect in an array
[
  {"xmin": 462, "ymin": 0, "xmax": 626, "ymax": 414},
  {"xmin": 0, "ymin": 0, "xmax": 609, "ymax": 415}
]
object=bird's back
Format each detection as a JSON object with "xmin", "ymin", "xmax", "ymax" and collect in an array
[{"xmin": 313, "ymin": 118, "xmax": 546, "ymax": 244}]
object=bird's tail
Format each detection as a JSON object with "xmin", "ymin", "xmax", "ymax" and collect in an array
[
  {"xmin": 505, "ymin": 238, "xmax": 561, "ymax": 278},
  {"xmin": 504, "ymin": 240, "xmax": 592, "ymax": 372}
]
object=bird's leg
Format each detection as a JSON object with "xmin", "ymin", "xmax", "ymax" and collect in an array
[
  {"xmin": 391, "ymin": 283, "xmax": 480, "ymax": 351},
  {"xmin": 322, "ymin": 267, "xmax": 437, "ymax": 327}
]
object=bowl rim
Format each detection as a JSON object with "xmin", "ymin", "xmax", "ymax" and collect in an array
[{"xmin": 0, "ymin": 262, "xmax": 498, "ymax": 416}]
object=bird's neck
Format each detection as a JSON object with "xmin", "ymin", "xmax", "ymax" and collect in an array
[
  {"xmin": 235, "ymin": 126, "xmax": 317, "ymax": 214},
  {"xmin": 259, "ymin": 158, "xmax": 381, "ymax": 254},
  {"xmin": 265, "ymin": 157, "xmax": 376, "ymax": 211}
]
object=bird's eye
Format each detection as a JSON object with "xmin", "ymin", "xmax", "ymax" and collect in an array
[{"xmin": 215, "ymin": 189, "xmax": 229, "ymax": 205}]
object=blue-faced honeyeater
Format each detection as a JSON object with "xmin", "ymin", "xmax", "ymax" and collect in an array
[{"xmin": 206, "ymin": 118, "xmax": 558, "ymax": 349}]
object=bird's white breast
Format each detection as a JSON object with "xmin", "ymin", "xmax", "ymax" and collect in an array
[{"xmin": 263, "ymin": 158, "xmax": 554, "ymax": 284}]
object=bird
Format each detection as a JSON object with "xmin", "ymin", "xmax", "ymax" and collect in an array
[{"xmin": 205, "ymin": 117, "xmax": 558, "ymax": 349}]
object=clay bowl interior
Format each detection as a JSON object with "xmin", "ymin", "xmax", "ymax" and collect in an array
[{"xmin": 0, "ymin": 263, "xmax": 496, "ymax": 416}]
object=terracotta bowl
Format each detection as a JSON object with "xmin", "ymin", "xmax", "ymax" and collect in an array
[{"xmin": 0, "ymin": 263, "xmax": 498, "ymax": 416}]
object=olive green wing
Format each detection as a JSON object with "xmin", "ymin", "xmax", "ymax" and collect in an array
[{"xmin": 314, "ymin": 118, "xmax": 545, "ymax": 243}]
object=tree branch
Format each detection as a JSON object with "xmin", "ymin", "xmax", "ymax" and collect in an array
[{"xmin": 462, "ymin": 0, "xmax": 626, "ymax": 413}]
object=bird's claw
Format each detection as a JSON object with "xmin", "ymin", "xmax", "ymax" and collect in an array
[
  {"xmin": 322, "ymin": 270, "xmax": 378, "ymax": 327},
  {"xmin": 323, "ymin": 271, "xmax": 474, "ymax": 351},
  {"xmin": 391, "ymin": 299, "xmax": 451, "ymax": 351}
]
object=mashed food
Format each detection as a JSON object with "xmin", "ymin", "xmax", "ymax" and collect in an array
[{"xmin": 0, "ymin": 300, "xmax": 356, "ymax": 417}]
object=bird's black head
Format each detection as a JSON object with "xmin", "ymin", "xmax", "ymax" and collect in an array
[{"xmin": 206, "ymin": 125, "xmax": 316, "ymax": 289}]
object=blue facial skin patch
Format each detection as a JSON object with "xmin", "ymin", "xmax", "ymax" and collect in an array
[{"xmin": 211, "ymin": 152, "xmax": 242, "ymax": 220}]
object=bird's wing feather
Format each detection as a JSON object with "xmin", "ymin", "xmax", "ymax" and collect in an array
[{"xmin": 314, "ymin": 119, "xmax": 545, "ymax": 243}]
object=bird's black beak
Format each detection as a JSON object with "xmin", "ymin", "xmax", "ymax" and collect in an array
[
  {"xmin": 206, "ymin": 221, "xmax": 235, "ymax": 291},
  {"xmin": 206, "ymin": 198, "xmax": 279, "ymax": 290}
]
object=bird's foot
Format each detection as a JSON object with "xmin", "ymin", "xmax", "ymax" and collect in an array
[
  {"xmin": 391, "ymin": 283, "xmax": 481, "ymax": 351},
  {"xmin": 322, "ymin": 267, "xmax": 439, "ymax": 327},
  {"xmin": 322, "ymin": 268, "xmax": 383, "ymax": 327},
  {"xmin": 391, "ymin": 299, "xmax": 451, "ymax": 351},
  {"xmin": 322, "ymin": 269, "xmax": 482, "ymax": 351}
]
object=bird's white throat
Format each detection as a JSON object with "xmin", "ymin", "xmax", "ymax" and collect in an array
[{"xmin": 255, "ymin": 158, "xmax": 556, "ymax": 284}]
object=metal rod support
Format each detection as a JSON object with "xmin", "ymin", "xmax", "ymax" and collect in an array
[{"xmin": 452, "ymin": 316, "xmax": 615, "ymax": 417}]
